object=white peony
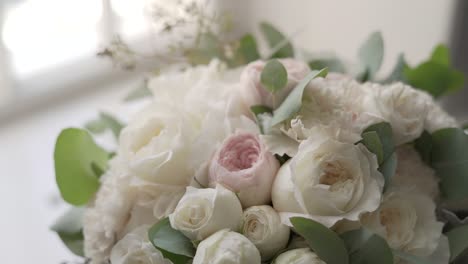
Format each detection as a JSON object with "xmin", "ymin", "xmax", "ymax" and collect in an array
[
  {"xmin": 110, "ymin": 226, "xmax": 171, "ymax": 264},
  {"xmin": 392, "ymin": 145, "xmax": 439, "ymax": 199},
  {"xmin": 360, "ymin": 188, "xmax": 445, "ymax": 259},
  {"xmin": 368, "ymin": 82, "xmax": 431, "ymax": 145},
  {"xmin": 193, "ymin": 229, "xmax": 261, "ymax": 264},
  {"xmin": 272, "ymin": 127, "xmax": 384, "ymax": 228},
  {"xmin": 240, "ymin": 58, "xmax": 310, "ymax": 108},
  {"xmin": 241, "ymin": 205, "xmax": 290, "ymax": 260},
  {"xmin": 169, "ymin": 185, "xmax": 243, "ymax": 241},
  {"xmin": 273, "ymin": 248, "xmax": 325, "ymax": 264}
]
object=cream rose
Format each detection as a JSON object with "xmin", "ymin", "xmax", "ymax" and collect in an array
[
  {"xmin": 392, "ymin": 145, "xmax": 439, "ymax": 199},
  {"xmin": 240, "ymin": 58, "xmax": 310, "ymax": 108},
  {"xmin": 169, "ymin": 184, "xmax": 242, "ymax": 241},
  {"xmin": 241, "ymin": 205, "xmax": 290, "ymax": 260},
  {"xmin": 272, "ymin": 128, "xmax": 384, "ymax": 228},
  {"xmin": 360, "ymin": 189, "xmax": 445, "ymax": 259},
  {"xmin": 110, "ymin": 226, "xmax": 171, "ymax": 264},
  {"xmin": 273, "ymin": 248, "xmax": 325, "ymax": 264},
  {"xmin": 193, "ymin": 229, "xmax": 261, "ymax": 264},
  {"xmin": 208, "ymin": 131, "xmax": 280, "ymax": 207}
]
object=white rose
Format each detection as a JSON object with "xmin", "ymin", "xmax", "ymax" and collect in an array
[
  {"xmin": 193, "ymin": 229, "xmax": 261, "ymax": 264},
  {"xmin": 273, "ymin": 248, "xmax": 325, "ymax": 264},
  {"xmin": 110, "ymin": 226, "xmax": 171, "ymax": 264},
  {"xmin": 272, "ymin": 127, "xmax": 384, "ymax": 228},
  {"xmin": 360, "ymin": 189, "xmax": 445, "ymax": 258},
  {"xmin": 240, "ymin": 58, "xmax": 310, "ymax": 108},
  {"xmin": 241, "ymin": 205, "xmax": 290, "ymax": 260},
  {"xmin": 392, "ymin": 145, "xmax": 439, "ymax": 199},
  {"xmin": 169, "ymin": 185, "xmax": 243, "ymax": 241},
  {"xmin": 119, "ymin": 102, "xmax": 195, "ymax": 186},
  {"xmin": 369, "ymin": 82, "xmax": 431, "ymax": 145}
]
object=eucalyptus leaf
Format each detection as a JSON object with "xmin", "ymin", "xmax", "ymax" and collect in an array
[
  {"xmin": 85, "ymin": 112, "xmax": 124, "ymax": 139},
  {"xmin": 261, "ymin": 60, "xmax": 288, "ymax": 93},
  {"xmin": 260, "ymin": 22, "xmax": 294, "ymax": 59},
  {"xmin": 360, "ymin": 131, "xmax": 384, "ymax": 163},
  {"xmin": 270, "ymin": 68, "xmax": 328, "ymax": 126},
  {"xmin": 234, "ymin": 34, "xmax": 260, "ymax": 64},
  {"xmin": 124, "ymin": 79, "xmax": 151, "ymax": 101},
  {"xmin": 54, "ymin": 128, "xmax": 109, "ymax": 205},
  {"xmin": 148, "ymin": 218, "xmax": 195, "ymax": 264},
  {"xmin": 446, "ymin": 224, "xmax": 468, "ymax": 262},
  {"xmin": 250, "ymin": 105, "xmax": 273, "ymax": 116},
  {"xmin": 51, "ymin": 207, "xmax": 86, "ymax": 257},
  {"xmin": 382, "ymin": 53, "xmax": 408, "ymax": 84},
  {"xmin": 309, "ymin": 57, "xmax": 346, "ymax": 73},
  {"xmin": 430, "ymin": 128, "xmax": 468, "ymax": 201},
  {"xmin": 430, "ymin": 44, "xmax": 450, "ymax": 66},
  {"xmin": 341, "ymin": 228, "xmax": 393, "ymax": 264},
  {"xmin": 358, "ymin": 31, "xmax": 384, "ymax": 80},
  {"xmin": 290, "ymin": 217, "xmax": 349, "ymax": 264},
  {"xmin": 414, "ymin": 130, "xmax": 432, "ymax": 164},
  {"xmin": 250, "ymin": 105, "xmax": 273, "ymax": 134}
]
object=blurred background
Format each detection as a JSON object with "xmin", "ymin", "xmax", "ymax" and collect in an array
[{"xmin": 0, "ymin": 0, "xmax": 467, "ymax": 263}]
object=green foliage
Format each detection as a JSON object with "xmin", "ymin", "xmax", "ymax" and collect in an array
[
  {"xmin": 382, "ymin": 53, "xmax": 408, "ymax": 83},
  {"xmin": 148, "ymin": 218, "xmax": 195, "ymax": 264},
  {"xmin": 261, "ymin": 60, "xmax": 288, "ymax": 93},
  {"xmin": 260, "ymin": 22, "xmax": 294, "ymax": 59},
  {"xmin": 54, "ymin": 128, "xmax": 109, "ymax": 205},
  {"xmin": 290, "ymin": 217, "xmax": 349, "ymax": 264},
  {"xmin": 404, "ymin": 44, "xmax": 464, "ymax": 97},
  {"xmin": 50, "ymin": 207, "xmax": 86, "ymax": 257},
  {"xmin": 414, "ymin": 130, "xmax": 433, "ymax": 164},
  {"xmin": 85, "ymin": 112, "xmax": 124, "ymax": 139},
  {"xmin": 446, "ymin": 224, "xmax": 468, "ymax": 262},
  {"xmin": 250, "ymin": 105, "xmax": 273, "ymax": 134},
  {"xmin": 358, "ymin": 32, "xmax": 384, "ymax": 81},
  {"xmin": 309, "ymin": 57, "xmax": 346, "ymax": 73},
  {"xmin": 341, "ymin": 228, "xmax": 393, "ymax": 264},
  {"xmin": 230, "ymin": 34, "xmax": 261, "ymax": 66},
  {"xmin": 270, "ymin": 68, "xmax": 328, "ymax": 126},
  {"xmin": 362, "ymin": 122, "xmax": 397, "ymax": 191},
  {"xmin": 124, "ymin": 79, "xmax": 152, "ymax": 101}
]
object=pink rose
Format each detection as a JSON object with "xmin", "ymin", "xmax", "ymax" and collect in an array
[
  {"xmin": 208, "ymin": 132, "xmax": 280, "ymax": 207},
  {"xmin": 240, "ymin": 58, "xmax": 310, "ymax": 108}
]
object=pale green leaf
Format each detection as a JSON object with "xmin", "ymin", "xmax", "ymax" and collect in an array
[
  {"xmin": 124, "ymin": 79, "xmax": 151, "ymax": 101},
  {"xmin": 360, "ymin": 131, "xmax": 384, "ymax": 164},
  {"xmin": 290, "ymin": 217, "xmax": 349, "ymax": 264},
  {"xmin": 51, "ymin": 207, "xmax": 86, "ymax": 257},
  {"xmin": 358, "ymin": 31, "xmax": 384, "ymax": 80},
  {"xmin": 341, "ymin": 228, "xmax": 393, "ymax": 264},
  {"xmin": 430, "ymin": 44, "xmax": 450, "ymax": 66},
  {"xmin": 309, "ymin": 57, "xmax": 346, "ymax": 73},
  {"xmin": 446, "ymin": 224, "xmax": 468, "ymax": 262},
  {"xmin": 260, "ymin": 22, "xmax": 294, "ymax": 59},
  {"xmin": 54, "ymin": 128, "xmax": 108, "ymax": 205},
  {"xmin": 148, "ymin": 218, "xmax": 194, "ymax": 264},
  {"xmin": 382, "ymin": 53, "xmax": 408, "ymax": 84},
  {"xmin": 261, "ymin": 60, "xmax": 288, "ymax": 93},
  {"xmin": 270, "ymin": 68, "xmax": 328, "ymax": 126}
]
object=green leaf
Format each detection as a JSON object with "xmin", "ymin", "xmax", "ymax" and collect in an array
[
  {"xmin": 446, "ymin": 224, "xmax": 468, "ymax": 262},
  {"xmin": 124, "ymin": 79, "xmax": 151, "ymax": 101},
  {"xmin": 362, "ymin": 122, "xmax": 397, "ymax": 191},
  {"xmin": 51, "ymin": 207, "xmax": 86, "ymax": 257},
  {"xmin": 186, "ymin": 32, "xmax": 225, "ymax": 65},
  {"xmin": 290, "ymin": 217, "xmax": 349, "ymax": 264},
  {"xmin": 261, "ymin": 60, "xmax": 288, "ymax": 93},
  {"xmin": 430, "ymin": 44, "xmax": 450, "ymax": 66},
  {"xmin": 430, "ymin": 128, "xmax": 468, "ymax": 201},
  {"xmin": 85, "ymin": 112, "xmax": 124, "ymax": 139},
  {"xmin": 54, "ymin": 128, "xmax": 109, "ymax": 205},
  {"xmin": 414, "ymin": 130, "xmax": 432, "ymax": 164},
  {"xmin": 309, "ymin": 57, "xmax": 346, "ymax": 73},
  {"xmin": 148, "ymin": 218, "xmax": 195, "ymax": 264},
  {"xmin": 341, "ymin": 228, "xmax": 393, "ymax": 264},
  {"xmin": 382, "ymin": 53, "xmax": 408, "ymax": 83},
  {"xmin": 236, "ymin": 34, "xmax": 260, "ymax": 63},
  {"xmin": 404, "ymin": 61, "xmax": 465, "ymax": 98},
  {"xmin": 260, "ymin": 22, "xmax": 294, "ymax": 59},
  {"xmin": 360, "ymin": 131, "xmax": 384, "ymax": 164},
  {"xmin": 358, "ymin": 32, "xmax": 384, "ymax": 80},
  {"xmin": 250, "ymin": 105, "xmax": 273, "ymax": 116},
  {"xmin": 270, "ymin": 68, "xmax": 328, "ymax": 126}
]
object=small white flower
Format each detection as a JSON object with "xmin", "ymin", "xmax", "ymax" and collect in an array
[
  {"xmin": 360, "ymin": 189, "xmax": 445, "ymax": 258},
  {"xmin": 110, "ymin": 226, "xmax": 171, "ymax": 264},
  {"xmin": 272, "ymin": 128, "xmax": 384, "ymax": 228},
  {"xmin": 193, "ymin": 229, "xmax": 261, "ymax": 264},
  {"xmin": 273, "ymin": 248, "xmax": 325, "ymax": 264},
  {"xmin": 169, "ymin": 185, "xmax": 243, "ymax": 241},
  {"xmin": 241, "ymin": 205, "xmax": 290, "ymax": 260}
]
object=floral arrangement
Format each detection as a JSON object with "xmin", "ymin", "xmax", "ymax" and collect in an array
[{"xmin": 51, "ymin": 10, "xmax": 468, "ymax": 264}]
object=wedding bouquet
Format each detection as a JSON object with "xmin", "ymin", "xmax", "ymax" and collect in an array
[{"xmin": 51, "ymin": 18, "xmax": 468, "ymax": 264}]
